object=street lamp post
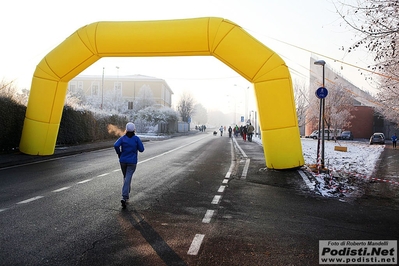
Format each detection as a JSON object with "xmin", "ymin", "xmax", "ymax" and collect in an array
[{"xmin": 314, "ymin": 60, "xmax": 327, "ymax": 171}]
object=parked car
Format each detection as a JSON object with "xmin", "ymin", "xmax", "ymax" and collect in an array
[
  {"xmin": 308, "ymin": 130, "xmax": 319, "ymax": 139},
  {"xmin": 369, "ymin": 132, "xmax": 385, "ymax": 145},
  {"xmin": 340, "ymin": 131, "xmax": 354, "ymax": 140},
  {"xmin": 308, "ymin": 129, "xmax": 341, "ymax": 140}
]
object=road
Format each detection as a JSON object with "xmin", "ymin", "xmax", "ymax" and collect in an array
[{"xmin": 0, "ymin": 132, "xmax": 398, "ymax": 266}]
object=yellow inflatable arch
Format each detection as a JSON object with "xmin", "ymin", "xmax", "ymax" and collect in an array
[{"xmin": 19, "ymin": 17, "xmax": 304, "ymax": 169}]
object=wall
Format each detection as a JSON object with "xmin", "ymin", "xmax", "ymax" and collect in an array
[{"xmin": 347, "ymin": 106, "xmax": 374, "ymax": 138}]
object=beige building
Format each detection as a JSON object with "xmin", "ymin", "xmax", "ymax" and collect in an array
[{"xmin": 68, "ymin": 74, "xmax": 173, "ymax": 111}]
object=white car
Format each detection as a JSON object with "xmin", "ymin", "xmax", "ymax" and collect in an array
[{"xmin": 369, "ymin": 132, "xmax": 385, "ymax": 145}]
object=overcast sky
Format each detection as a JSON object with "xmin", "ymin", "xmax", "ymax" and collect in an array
[{"xmin": 1, "ymin": 0, "xmax": 374, "ymax": 113}]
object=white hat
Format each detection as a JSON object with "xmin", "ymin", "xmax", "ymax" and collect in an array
[{"xmin": 126, "ymin": 122, "xmax": 136, "ymax": 132}]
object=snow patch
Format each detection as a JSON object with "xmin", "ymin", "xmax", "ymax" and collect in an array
[
  {"xmin": 254, "ymin": 137, "xmax": 385, "ymax": 198},
  {"xmin": 302, "ymin": 138, "xmax": 384, "ymax": 198}
]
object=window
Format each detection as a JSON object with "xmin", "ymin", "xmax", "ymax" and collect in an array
[
  {"xmin": 91, "ymin": 81, "xmax": 99, "ymax": 96},
  {"xmin": 69, "ymin": 81, "xmax": 77, "ymax": 93},
  {"xmin": 77, "ymin": 81, "xmax": 83, "ymax": 90}
]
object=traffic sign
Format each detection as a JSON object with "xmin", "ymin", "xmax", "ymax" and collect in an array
[{"xmin": 315, "ymin": 87, "xmax": 328, "ymax": 99}]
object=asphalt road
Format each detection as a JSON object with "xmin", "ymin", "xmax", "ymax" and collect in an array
[{"xmin": 0, "ymin": 133, "xmax": 398, "ymax": 266}]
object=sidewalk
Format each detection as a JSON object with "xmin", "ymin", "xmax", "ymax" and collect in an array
[{"xmin": 237, "ymin": 135, "xmax": 399, "ymax": 199}]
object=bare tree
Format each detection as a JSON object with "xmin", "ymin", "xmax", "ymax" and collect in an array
[
  {"xmin": 0, "ymin": 80, "xmax": 17, "ymax": 99},
  {"xmin": 337, "ymin": 0, "xmax": 399, "ymax": 68},
  {"xmin": 293, "ymin": 81, "xmax": 310, "ymax": 130},
  {"xmin": 324, "ymin": 83, "xmax": 356, "ymax": 132},
  {"xmin": 336, "ymin": 0, "xmax": 399, "ymax": 123},
  {"xmin": 132, "ymin": 106, "xmax": 179, "ymax": 133},
  {"xmin": 177, "ymin": 91, "xmax": 195, "ymax": 122},
  {"xmin": 306, "ymin": 82, "xmax": 355, "ymax": 138},
  {"xmin": 192, "ymin": 103, "xmax": 208, "ymax": 125},
  {"xmin": 0, "ymin": 79, "xmax": 29, "ymax": 105}
]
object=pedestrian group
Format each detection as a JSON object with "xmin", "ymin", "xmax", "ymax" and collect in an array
[{"xmin": 219, "ymin": 123, "xmax": 256, "ymax": 142}]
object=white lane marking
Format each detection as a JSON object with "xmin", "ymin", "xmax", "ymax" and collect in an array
[
  {"xmin": 112, "ymin": 169, "xmax": 119, "ymax": 172},
  {"xmin": 225, "ymin": 138, "xmax": 236, "ymax": 180},
  {"xmin": 97, "ymin": 173, "xmax": 109, "ymax": 177},
  {"xmin": 0, "ymin": 209, "xmax": 7, "ymax": 213},
  {"xmin": 187, "ymin": 234, "xmax": 205, "ymax": 255},
  {"xmin": 241, "ymin": 159, "xmax": 250, "ymax": 180},
  {"xmin": 222, "ymin": 179, "xmax": 229, "ymax": 184},
  {"xmin": 211, "ymin": 195, "xmax": 221, "ymax": 204},
  {"xmin": 77, "ymin": 179, "xmax": 92, "ymax": 184},
  {"xmin": 52, "ymin": 187, "xmax": 71, "ymax": 193},
  {"xmin": 139, "ymin": 135, "xmax": 210, "ymax": 164},
  {"xmin": 202, "ymin": 210, "xmax": 214, "ymax": 223},
  {"xmin": 218, "ymin": 186, "xmax": 225, "ymax": 193},
  {"xmin": 17, "ymin": 196, "xmax": 44, "ymax": 204},
  {"xmin": 232, "ymin": 137, "xmax": 247, "ymax": 158},
  {"xmin": 297, "ymin": 170, "xmax": 315, "ymax": 190}
]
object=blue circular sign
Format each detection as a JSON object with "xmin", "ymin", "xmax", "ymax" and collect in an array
[{"xmin": 315, "ymin": 87, "xmax": 328, "ymax": 99}]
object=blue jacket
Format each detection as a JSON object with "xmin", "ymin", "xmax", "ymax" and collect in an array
[{"xmin": 114, "ymin": 135, "xmax": 145, "ymax": 164}]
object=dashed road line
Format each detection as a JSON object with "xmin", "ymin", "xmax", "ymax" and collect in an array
[
  {"xmin": 189, "ymin": 138, "xmax": 239, "ymax": 255},
  {"xmin": 2, "ymin": 170, "xmax": 113, "ymax": 214},
  {"xmin": 77, "ymin": 179, "xmax": 92, "ymax": 184},
  {"xmin": 52, "ymin": 187, "xmax": 71, "ymax": 193},
  {"xmin": 187, "ymin": 234, "xmax": 205, "ymax": 255},
  {"xmin": 202, "ymin": 210, "xmax": 215, "ymax": 223},
  {"xmin": 16, "ymin": 196, "xmax": 44, "ymax": 205},
  {"xmin": 97, "ymin": 173, "xmax": 109, "ymax": 177},
  {"xmin": 211, "ymin": 195, "xmax": 222, "ymax": 204}
]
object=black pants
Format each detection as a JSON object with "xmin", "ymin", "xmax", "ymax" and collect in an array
[{"xmin": 248, "ymin": 133, "xmax": 253, "ymax": 142}]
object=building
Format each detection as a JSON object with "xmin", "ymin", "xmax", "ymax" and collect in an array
[
  {"xmin": 307, "ymin": 57, "xmax": 386, "ymax": 139},
  {"xmin": 68, "ymin": 74, "xmax": 174, "ymax": 111}
]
